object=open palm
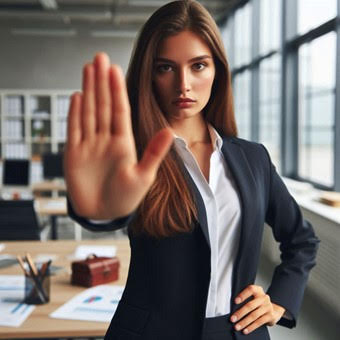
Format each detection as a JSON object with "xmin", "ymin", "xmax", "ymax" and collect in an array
[{"xmin": 64, "ymin": 53, "xmax": 173, "ymax": 220}]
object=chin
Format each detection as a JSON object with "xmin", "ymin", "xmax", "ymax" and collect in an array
[{"xmin": 171, "ymin": 110, "xmax": 199, "ymax": 120}]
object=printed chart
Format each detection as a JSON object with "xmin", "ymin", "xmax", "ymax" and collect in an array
[{"xmin": 50, "ymin": 285, "xmax": 124, "ymax": 322}]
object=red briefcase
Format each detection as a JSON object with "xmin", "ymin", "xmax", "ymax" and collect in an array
[{"xmin": 71, "ymin": 254, "xmax": 120, "ymax": 287}]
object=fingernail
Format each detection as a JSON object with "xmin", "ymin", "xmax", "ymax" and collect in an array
[
  {"xmin": 235, "ymin": 324, "xmax": 241, "ymax": 331},
  {"xmin": 235, "ymin": 297, "xmax": 241, "ymax": 304},
  {"xmin": 231, "ymin": 315, "xmax": 237, "ymax": 322},
  {"xmin": 243, "ymin": 328, "xmax": 249, "ymax": 334}
]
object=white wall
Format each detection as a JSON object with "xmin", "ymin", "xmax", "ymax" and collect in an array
[{"xmin": 0, "ymin": 31, "xmax": 135, "ymax": 90}]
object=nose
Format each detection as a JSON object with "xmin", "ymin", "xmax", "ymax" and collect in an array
[{"xmin": 176, "ymin": 68, "xmax": 191, "ymax": 94}]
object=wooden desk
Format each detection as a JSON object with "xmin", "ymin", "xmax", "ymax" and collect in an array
[
  {"xmin": 32, "ymin": 180, "xmax": 66, "ymax": 196},
  {"xmin": 0, "ymin": 239, "xmax": 130, "ymax": 339},
  {"xmin": 35, "ymin": 197, "xmax": 67, "ymax": 240},
  {"xmin": 35, "ymin": 197, "xmax": 67, "ymax": 217}
]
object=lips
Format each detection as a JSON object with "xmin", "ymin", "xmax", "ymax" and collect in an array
[{"xmin": 173, "ymin": 98, "xmax": 196, "ymax": 104}]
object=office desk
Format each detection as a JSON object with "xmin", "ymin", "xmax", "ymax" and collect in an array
[
  {"xmin": 35, "ymin": 197, "xmax": 67, "ymax": 240},
  {"xmin": 35, "ymin": 197, "xmax": 67, "ymax": 216},
  {"xmin": 32, "ymin": 180, "xmax": 66, "ymax": 197},
  {"xmin": 0, "ymin": 238, "xmax": 130, "ymax": 339}
]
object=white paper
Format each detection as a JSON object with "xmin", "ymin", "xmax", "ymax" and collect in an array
[
  {"xmin": 34, "ymin": 254, "xmax": 58, "ymax": 263},
  {"xmin": 0, "ymin": 254, "xmax": 16, "ymax": 260},
  {"xmin": 50, "ymin": 285, "xmax": 124, "ymax": 322},
  {"xmin": 0, "ymin": 275, "xmax": 35, "ymax": 327},
  {"xmin": 43, "ymin": 200, "xmax": 66, "ymax": 209},
  {"xmin": 71, "ymin": 245, "xmax": 117, "ymax": 260}
]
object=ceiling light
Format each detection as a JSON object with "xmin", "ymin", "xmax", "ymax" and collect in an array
[
  {"xmin": 128, "ymin": 0, "xmax": 167, "ymax": 6},
  {"xmin": 11, "ymin": 28, "xmax": 76, "ymax": 37},
  {"xmin": 40, "ymin": 0, "xmax": 58, "ymax": 10},
  {"xmin": 91, "ymin": 30, "xmax": 136, "ymax": 38}
]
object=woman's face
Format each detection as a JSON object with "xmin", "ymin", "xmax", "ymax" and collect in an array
[{"xmin": 153, "ymin": 30, "xmax": 216, "ymax": 125}]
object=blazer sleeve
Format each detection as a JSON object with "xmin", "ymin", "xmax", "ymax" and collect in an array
[
  {"xmin": 261, "ymin": 145, "xmax": 320, "ymax": 328},
  {"xmin": 67, "ymin": 197, "xmax": 136, "ymax": 232}
]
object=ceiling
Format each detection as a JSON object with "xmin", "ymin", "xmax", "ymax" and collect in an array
[{"xmin": 0, "ymin": 0, "xmax": 240, "ymax": 37}]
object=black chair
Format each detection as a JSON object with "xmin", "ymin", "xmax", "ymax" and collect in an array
[{"xmin": 0, "ymin": 200, "xmax": 41, "ymax": 241}]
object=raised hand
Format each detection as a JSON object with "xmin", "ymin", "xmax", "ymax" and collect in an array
[{"xmin": 64, "ymin": 52, "xmax": 173, "ymax": 220}]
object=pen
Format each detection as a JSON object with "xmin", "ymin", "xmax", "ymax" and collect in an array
[{"xmin": 39, "ymin": 259, "xmax": 52, "ymax": 279}]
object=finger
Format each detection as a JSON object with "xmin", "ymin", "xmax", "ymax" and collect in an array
[
  {"xmin": 231, "ymin": 295, "xmax": 267, "ymax": 323},
  {"xmin": 110, "ymin": 64, "xmax": 132, "ymax": 136},
  {"xmin": 67, "ymin": 92, "xmax": 82, "ymax": 147},
  {"xmin": 234, "ymin": 305, "xmax": 268, "ymax": 332},
  {"xmin": 234, "ymin": 284, "xmax": 264, "ymax": 304},
  {"xmin": 94, "ymin": 52, "xmax": 111, "ymax": 133},
  {"xmin": 137, "ymin": 128, "xmax": 174, "ymax": 180},
  {"xmin": 82, "ymin": 63, "xmax": 96, "ymax": 140},
  {"xmin": 239, "ymin": 313, "xmax": 271, "ymax": 335}
]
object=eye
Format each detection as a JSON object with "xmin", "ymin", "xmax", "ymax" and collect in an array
[
  {"xmin": 155, "ymin": 64, "xmax": 173, "ymax": 73},
  {"xmin": 192, "ymin": 62, "xmax": 207, "ymax": 71}
]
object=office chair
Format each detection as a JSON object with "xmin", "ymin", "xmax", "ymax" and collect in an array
[{"xmin": 0, "ymin": 200, "xmax": 41, "ymax": 241}]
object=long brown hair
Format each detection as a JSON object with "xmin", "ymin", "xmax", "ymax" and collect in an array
[{"xmin": 126, "ymin": 0, "xmax": 237, "ymax": 238}]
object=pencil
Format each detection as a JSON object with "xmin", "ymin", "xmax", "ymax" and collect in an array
[
  {"xmin": 25, "ymin": 253, "xmax": 38, "ymax": 276},
  {"xmin": 16, "ymin": 255, "xmax": 29, "ymax": 276}
]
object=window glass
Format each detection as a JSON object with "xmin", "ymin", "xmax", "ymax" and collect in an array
[
  {"xmin": 259, "ymin": 0, "xmax": 281, "ymax": 55},
  {"xmin": 234, "ymin": 2, "xmax": 252, "ymax": 67},
  {"xmin": 233, "ymin": 70, "xmax": 251, "ymax": 140},
  {"xmin": 259, "ymin": 54, "xmax": 281, "ymax": 170},
  {"xmin": 221, "ymin": 17, "xmax": 233, "ymax": 69},
  {"xmin": 298, "ymin": 32, "xmax": 336, "ymax": 187},
  {"xmin": 298, "ymin": 0, "xmax": 337, "ymax": 35}
]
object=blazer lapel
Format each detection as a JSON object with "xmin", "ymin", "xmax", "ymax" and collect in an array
[
  {"xmin": 221, "ymin": 137, "xmax": 258, "ymax": 303},
  {"xmin": 180, "ymin": 164, "xmax": 211, "ymax": 249},
  {"xmin": 178, "ymin": 136, "xmax": 258, "ymax": 252},
  {"xmin": 221, "ymin": 137, "xmax": 257, "ymax": 245}
]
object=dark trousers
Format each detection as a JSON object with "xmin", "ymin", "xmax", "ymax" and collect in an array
[{"xmin": 201, "ymin": 313, "xmax": 270, "ymax": 340}]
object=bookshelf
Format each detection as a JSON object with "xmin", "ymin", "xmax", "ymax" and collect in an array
[{"xmin": 0, "ymin": 90, "xmax": 73, "ymax": 183}]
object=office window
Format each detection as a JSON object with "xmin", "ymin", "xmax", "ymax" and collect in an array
[
  {"xmin": 234, "ymin": 2, "xmax": 252, "ymax": 68},
  {"xmin": 298, "ymin": 32, "xmax": 336, "ymax": 187},
  {"xmin": 233, "ymin": 70, "xmax": 251, "ymax": 140},
  {"xmin": 259, "ymin": 0, "xmax": 281, "ymax": 55},
  {"xmin": 298, "ymin": 0, "xmax": 337, "ymax": 35},
  {"xmin": 259, "ymin": 55, "xmax": 281, "ymax": 169},
  {"xmin": 221, "ymin": 17, "xmax": 234, "ymax": 69}
]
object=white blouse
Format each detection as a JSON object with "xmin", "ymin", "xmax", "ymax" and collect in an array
[
  {"xmin": 173, "ymin": 124, "xmax": 241, "ymax": 317},
  {"xmin": 91, "ymin": 124, "xmax": 242, "ymax": 317}
]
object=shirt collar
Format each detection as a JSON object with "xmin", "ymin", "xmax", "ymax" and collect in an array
[{"xmin": 173, "ymin": 123, "xmax": 223, "ymax": 152}]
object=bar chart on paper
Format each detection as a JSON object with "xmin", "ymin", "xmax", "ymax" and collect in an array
[{"xmin": 50, "ymin": 285, "xmax": 124, "ymax": 322}]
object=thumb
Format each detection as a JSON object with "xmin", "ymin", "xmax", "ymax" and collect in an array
[{"xmin": 137, "ymin": 128, "xmax": 174, "ymax": 179}]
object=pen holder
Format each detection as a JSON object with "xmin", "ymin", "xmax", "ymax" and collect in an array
[{"xmin": 24, "ymin": 271, "xmax": 50, "ymax": 305}]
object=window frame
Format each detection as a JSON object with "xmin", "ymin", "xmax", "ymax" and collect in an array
[{"xmin": 222, "ymin": 0, "xmax": 339, "ymax": 191}]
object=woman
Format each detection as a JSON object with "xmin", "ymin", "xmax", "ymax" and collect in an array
[{"xmin": 65, "ymin": 1, "xmax": 319, "ymax": 339}]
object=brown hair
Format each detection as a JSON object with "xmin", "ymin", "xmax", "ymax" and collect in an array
[{"xmin": 126, "ymin": 0, "xmax": 237, "ymax": 238}]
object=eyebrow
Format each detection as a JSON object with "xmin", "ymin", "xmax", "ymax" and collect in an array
[{"xmin": 155, "ymin": 55, "xmax": 212, "ymax": 63}]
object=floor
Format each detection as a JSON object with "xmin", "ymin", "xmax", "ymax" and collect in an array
[{"xmin": 55, "ymin": 219, "xmax": 339, "ymax": 340}]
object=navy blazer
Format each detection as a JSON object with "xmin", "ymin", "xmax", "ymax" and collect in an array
[{"xmin": 68, "ymin": 136, "xmax": 319, "ymax": 340}]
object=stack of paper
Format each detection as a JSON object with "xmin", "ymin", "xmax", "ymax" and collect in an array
[{"xmin": 0, "ymin": 275, "xmax": 35, "ymax": 327}]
